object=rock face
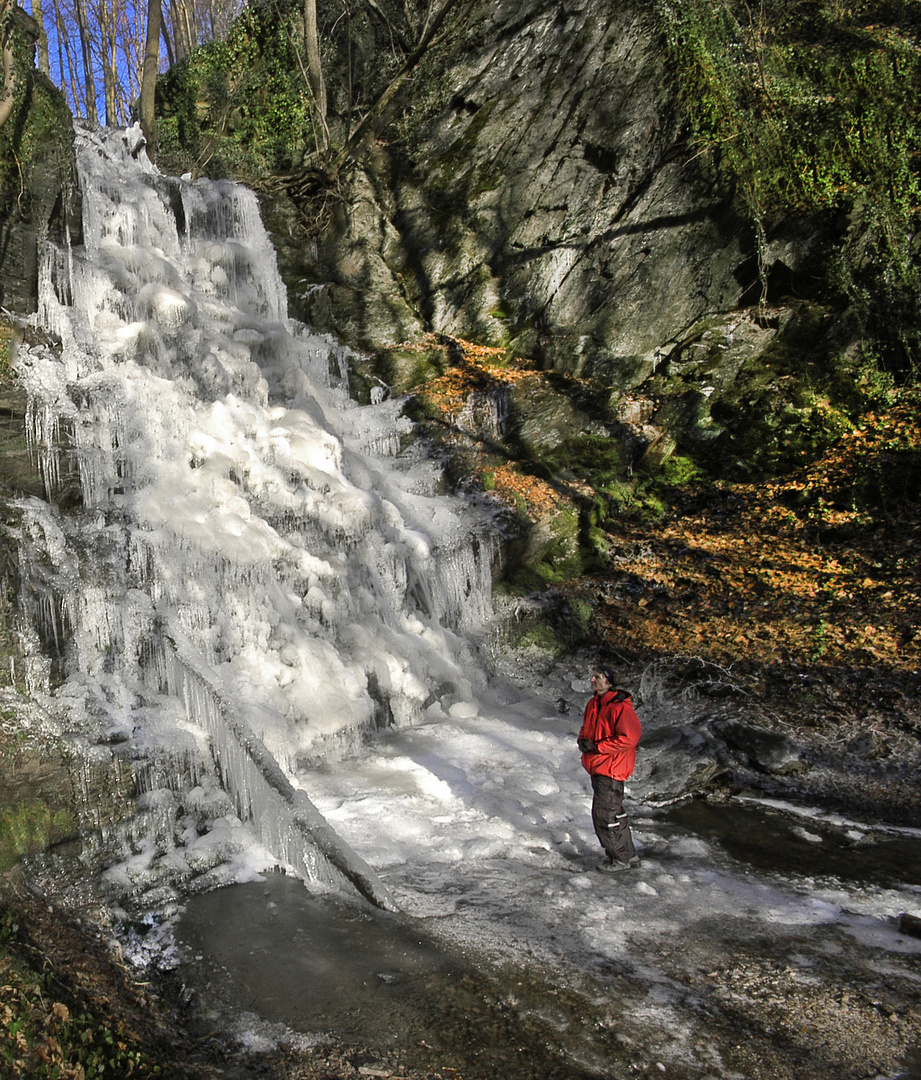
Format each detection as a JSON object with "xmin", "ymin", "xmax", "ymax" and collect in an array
[
  {"xmin": 631, "ymin": 723, "xmax": 727, "ymax": 805},
  {"xmin": 279, "ymin": 0, "xmax": 755, "ymax": 384},
  {"xmin": 629, "ymin": 717, "xmax": 807, "ymax": 806},
  {"xmin": 261, "ymin": 0, "xmax": 861, "ymax": 498},
  {"xmin": 0, "ymin": 717, "xmax": 136, "ymax": 873},
  {"xmin": 712, "ymin": 718, "xmax": 806, "ymax": 776}
]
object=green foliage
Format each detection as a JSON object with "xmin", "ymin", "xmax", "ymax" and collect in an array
[
  {"xmin": 657, "ymin": 0, "xmax": 921, "ymax": 214},
  {"xmin": 652, "ymin": 454, "xmax": 704, "ymax": 487},
  {"xmin": 602, "ymin": 479, "xmax": 668, "ymax": 523},
  {"xmin": 795, "ymin": 398, "xmax": 855, "ymax": 455},
  {"xmin": 547, "ymin": 435, "xmax": 626, "ymax": 488},
  {"xmin": 155, "ymin": 0, "xmax": 437, "ymax": 180},
  {"xmin": 157, "ymin": 0, "xmax": 315, "ymax": 180},
  {"xmin": 656, "ymin": 0, "xmax": 921, "ymax": 372}
]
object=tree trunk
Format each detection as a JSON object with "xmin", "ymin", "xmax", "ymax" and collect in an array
[
  {"xmin": 31, "ymin": 0, "xmax": 51, "ymax": 77},
  {"xmin": 0, "ymin": 25, "xmax": 16, "ymax": 133},
  {"xmin": 73, "ymin": 0, "xmax": 98, "ymax": 123},
  {"xmin": 304, "ymin": 0, "xmax": 329, "ymax": 151},
  {"xmin": 99, "ymin": 0, "xmax": 118, "ymax": 125},
  {"xmin": 140, "ymin": 0, "xmax": 162, "ymax": 160},
  {"xmin": 54, "ymin": 0, "xmax": 84, "ymax": 117}
]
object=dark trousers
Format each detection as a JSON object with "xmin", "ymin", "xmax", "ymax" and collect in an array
[{"xmin": 590, "ymin": 774, "xmax": 637, "ymax": 864}]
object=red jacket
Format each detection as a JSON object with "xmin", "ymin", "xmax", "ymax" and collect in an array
[{"xmin": 578, "ymin": 689, "xmax": 642, "ymax": 780}]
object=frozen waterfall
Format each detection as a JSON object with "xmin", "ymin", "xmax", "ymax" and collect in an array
[{"xmin": 12, "ymin": 122, "xmax": 498, "ymax": 909}]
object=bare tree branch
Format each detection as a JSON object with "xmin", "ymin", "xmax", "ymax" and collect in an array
[{"xmin": 329, "ymin": 0, "xmax": 467, "ymax": 174}]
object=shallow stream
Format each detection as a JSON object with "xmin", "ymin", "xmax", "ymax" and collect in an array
[
  {"xmin": 177, "ymin": 872, "xmax": 621, "ymax": 1079},
  {"xmin": 173, "ymin": 797, "xmax": 921, "ymax": 1079},
  {"xmin": 662, "ymin": 797, "xmax": 921, "ymax": 887}
]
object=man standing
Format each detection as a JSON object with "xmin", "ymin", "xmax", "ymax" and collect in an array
[{"xmin": 577, "ymin": 664, "xmax": 642, "ymax": 874}]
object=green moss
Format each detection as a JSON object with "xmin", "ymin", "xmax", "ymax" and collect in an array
[
  {"xmin": 569, "ymin": 597, "xmax": 593, "ymax": 633},
  {"xmin": 0, "ymin": 323, "xmax": 14, "ymax": 379},
  {"xmin": 517, "ymin": 623, "xmax": 565, "ymax": 652},
  {"xmin": 378, "ymin": 346, "xmax": 449, "ymax": 392},
  {"xmin": 493, "ymin": 585, "xmax": 593, "ymax": 653},
  {"xmin": 0, "ymin": 800, "xmax": 75, "ymax": 871},
  {"xmin": 546, "ymin": 435, "xmax": 627, "ymax": 488},
  {"xmin": 653, "ymin": 454, "xmax": 703, "ymax": 486},
  {"xmin": 602, "ymin": 481, "xmax": 667, "ymax": 522},
  {"xmin": 514, "ymin": 508, "xmax": 599, "ymax": 586}
]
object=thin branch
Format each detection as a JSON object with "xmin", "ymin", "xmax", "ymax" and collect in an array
[{"xmin": 329, "ymin": 0, "xmax": 468, "ymax": 173}]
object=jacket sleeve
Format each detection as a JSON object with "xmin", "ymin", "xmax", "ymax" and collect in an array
[{"xmin": 577, "ymin": 699, "xmax": 592, "ymax": 741}]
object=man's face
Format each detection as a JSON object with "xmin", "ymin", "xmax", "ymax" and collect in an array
[{"xmin": 591, "ymin": 670, "xmax": 611, "ymax": 694}]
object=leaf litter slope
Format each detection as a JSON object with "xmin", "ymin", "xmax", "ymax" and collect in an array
[{"xmin": 564, "ymin": 384, "xmax": 921, "ymax": 789}]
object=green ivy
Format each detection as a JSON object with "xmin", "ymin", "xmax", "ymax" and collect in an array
[
  {"xmin": 0, "ymin": 909, "xmax": 164, "ymax": 1077},
  {"xmin": 156, "ymin": 0, "xmax": 315, "ymax": 180},
  {"xmin": 0, "ymin": 15, "xmax": 74, "ymax": 208},
  {"xmin": 655, "ymin": 0, "xmax": 921, "ymax": 373}
]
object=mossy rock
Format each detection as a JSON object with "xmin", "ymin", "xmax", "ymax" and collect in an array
[
  {"xmin": 370, "ymin": 345, "xmax": 449, "ymax": 394},
  {"xmin": 0, "ymin": 800, "xmax": 76, "ymax": 872},
  {"xmin": 0, "ymin": 733, "xmax": 78, "ymax": 871},
  {"xmin": 0, "ymin": 705, "xmax": 139, "ymax": 872},
  {"xmin": 491, "ymin": 587, "xmax": 593, "ymax": 654},
  {"xmin": 0, "ymin": 14, "xmax": 76, "ymax": 314},
  {"xmin": 503, "ymin": 503, "xmax": 602, "ymax": 591}
]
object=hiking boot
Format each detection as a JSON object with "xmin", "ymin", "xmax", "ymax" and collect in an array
[
  {"xmin": 628, "ymin": 855, "xmax": 641, "ymax": 867},
  {"xmin": 596, "ymin": 858, "xmax": 632, "ymax": 874}
]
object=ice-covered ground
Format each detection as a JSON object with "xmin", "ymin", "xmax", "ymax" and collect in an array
[
  {"xmin": 284, "ymin": 661, "xmax": 921, "ymax": 1077},
  {"xmin": 301, "ymin": 663, "xmax": 921, "ymax": 960},
  {"xmin": 167, "ymin": 656, "xmax": 921, "ymax": 1077}
]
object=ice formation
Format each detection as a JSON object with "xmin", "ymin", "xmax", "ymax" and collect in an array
[{"xmin": 13, "ymin": 122, "xmax": 497, "ymax": 906}]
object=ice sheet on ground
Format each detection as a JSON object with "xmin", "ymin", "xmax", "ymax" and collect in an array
[{"xmin": 300, "ymin": 680, "xmax": 921, "ymax": 971}]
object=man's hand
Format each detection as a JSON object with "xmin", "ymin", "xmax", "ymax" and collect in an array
[{"xmin": 578, "ymin": 737, "xmax": 597, "ymax": 753}]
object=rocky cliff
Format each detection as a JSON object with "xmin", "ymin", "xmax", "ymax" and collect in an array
[
  {"xmin": 253, "ymin": 0, "xmax": 877, "ymax": 497},
  {"xmin": 279, "ymin": 1, "xmax": 753, "ymax": 378}
]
